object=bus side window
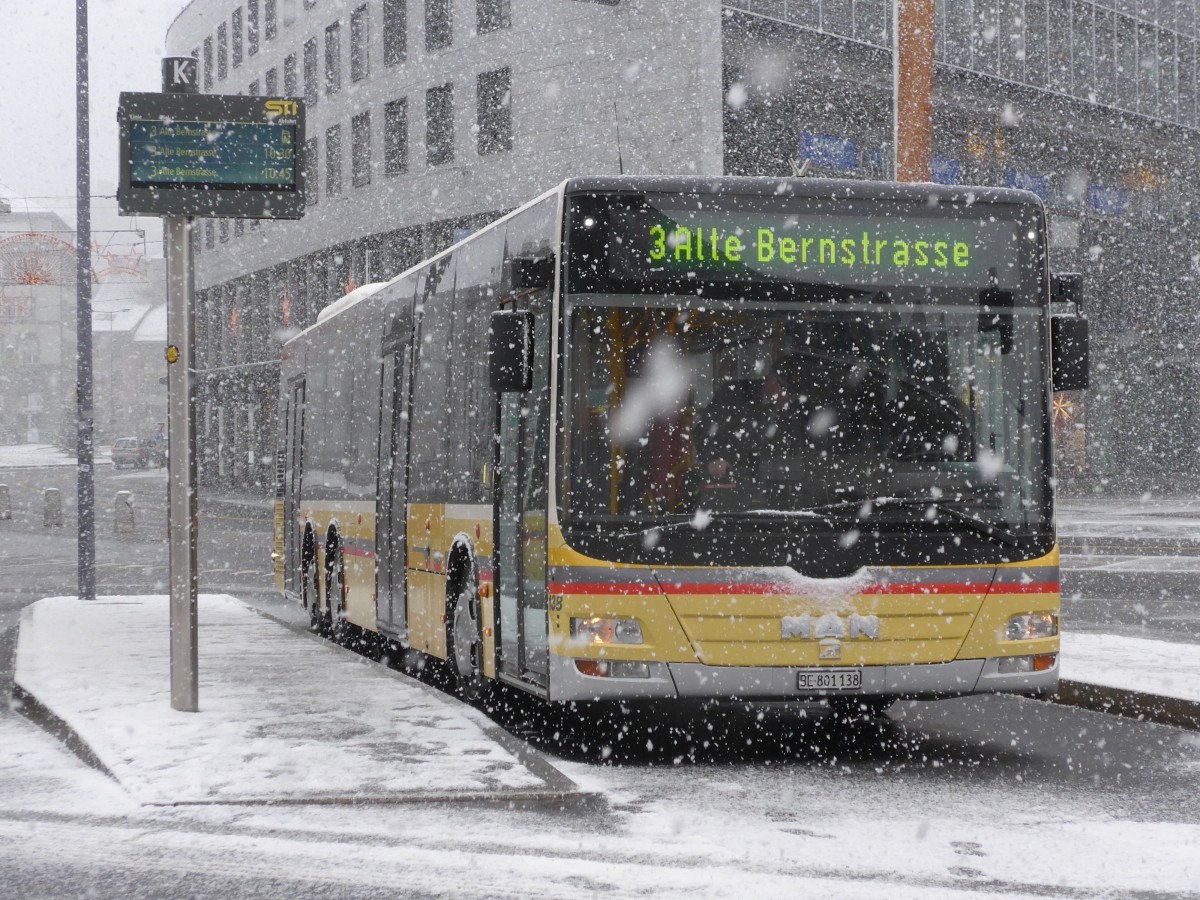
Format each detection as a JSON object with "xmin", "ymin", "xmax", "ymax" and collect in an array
[
  {"xmin": 451, "ymin": 227, "xmax": 505, "ymax": 504},
  {"xmin": 409, "ymin": 256, "xmax": 456, "ymax": 501}
]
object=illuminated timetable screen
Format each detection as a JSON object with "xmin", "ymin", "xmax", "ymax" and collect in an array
[
  {"xmin": 117, "ymin": 91, "xmax": 305, "ymax": 218},
  {"xmin": 129, "ymin": 120, "xmax": 297, "ymax": 190}
]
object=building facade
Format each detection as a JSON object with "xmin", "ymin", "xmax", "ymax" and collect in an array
[
  {"xmin": 167, "ymin": 0, "xmax": 1200, "ymax": 490},
  {"xmin": 0, "ymin": 200, "xmax": 78, "ymax": 447}
]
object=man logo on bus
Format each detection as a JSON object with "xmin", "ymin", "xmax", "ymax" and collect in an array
[
  {"xmin": 265, "ymin": 99, "xmax": 298, "ymax": 118},
  {"xmin": 781, "ymin": 612, "xmax": 880, "ymax": 641}
]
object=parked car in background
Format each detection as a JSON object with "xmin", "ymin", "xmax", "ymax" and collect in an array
[{"xmin": 112, "ymin": 437, "xmax": 151, "ymax": 470}]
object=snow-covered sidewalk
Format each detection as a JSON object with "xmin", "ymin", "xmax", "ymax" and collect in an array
[
  {"xmin": 13, "ymin": 595, "xmax": 582, "ymax": 806},
  {"xmin": 0, "ymin": 443, "xmax": 111, "ymax": 469},
  {"xmin": 1061, "ymin": 631, "xmax": 1200, "ymax": 705}
]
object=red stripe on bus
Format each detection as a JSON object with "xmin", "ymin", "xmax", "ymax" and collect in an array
[{"xmin": 547, "ymin": 581, "xmax": 1059, "ymax": 596}]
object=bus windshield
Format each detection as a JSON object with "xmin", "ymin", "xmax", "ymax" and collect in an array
[{"xmin": 560, "ymin": 191, "xmax": 1051, "ymax": 566}]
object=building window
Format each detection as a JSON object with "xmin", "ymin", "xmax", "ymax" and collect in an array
[
  {"xmin": 265, "ymin": 67, "xmax": 278, "ymax": 93},
  {"xmin": 232, "ymin": 9, "xmax": 243, "ymax": 68},
  {"xmin": 248, "ymin": 0, "xmax": 260, "ymax": 54},
  {"xmin": 326, "ymin": 124, "xmax": 343, "ymax": 197},
  {"xmin": 220, "ymin": 219, "xmax": 230, "ymax": 243},
  {"xmin": 203, "ymin": 36, "xmax": 214, "ymax": 89},
  {"xmin": 249, "ymin": 78, "xmax": 260, "ymax": 96},
  {"xmin": 205, "ymin": 220, "xmax": 215, "ymax": 249},
  {"xmin": 477, "ymin": 67, "xmax": 511, "ymax": 155},
  {"xmin": 384, "ymin": 97, "xmax": 408, "ymax": 174},
  {"xmin": 426, "ymin": 83, "xmax": 454, "ymax": 165},
  {"xmin": 284, "ymin": 53, "xmax": 298, "ymax": 95},
  {"xmin": 304, "ymin": 137, "xmax": 319, "ymax": 205},
  {"xmin": 325, "ymin": 21, "xmax": 341, "ymax": 95},
  {"xmin": 384, "ymin": 0, "xmax": 406, "ymax": 65},
  {"xmin": 477, "ymin": 0, "xmax": 510, "ymax": 33},
  {"xmin": 426, "ymin": 0, "xmax": 452, "ymax": 51},
  {"xmin": 352, "ymin": 111, "xmax": 371, "ymax": 186},
  {"xmin": 217, "ymin": 24, "xmax": 229, "ymax": 80},
  {"xmin": 235, "ymin": 218, "xmax": 245, "ymax": 238},
  {"xmin": 303, "ymin": 38, "xmax": 319, "ymax": 105},
  {"xmin": 265, "ymin": 0, "xmax": 277, "ymax": 40},
  {"xmin": 350, "ymin": 5, "xmax": 369, "ymax": 81}
]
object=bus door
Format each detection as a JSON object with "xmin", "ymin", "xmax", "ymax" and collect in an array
[
  {"xmin": 283, "ymin": 377, "xmax": 305, "ymax": 597},
  {"xmin": 496, "ymin": 303, "xmax": 551, "ymax": 689},
  {"xmin": 376, "ymin": 339, "xmax": 412, "ymax": 639}
]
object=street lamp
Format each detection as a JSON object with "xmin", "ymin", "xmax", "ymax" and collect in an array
[{"xmin": 94, "ymin": 306, "xmax": 130, "ymax": 442}]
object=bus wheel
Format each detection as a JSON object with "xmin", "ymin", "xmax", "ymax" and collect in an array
[
  {"xmin": 448, "ymin": 560, "xmax": 487, "ymax": 704},
  {"xmin": 325, "ymin": 527, "xmax": 346, "ymax": 640},
  {"xmin": 301, "ymin": 526, "xmax": 321, "ymax": 627}
]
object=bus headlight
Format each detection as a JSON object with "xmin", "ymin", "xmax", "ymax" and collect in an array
[
  {"xmin": 1005, "ymin": 613, "xmax": 1058, "ymax": 641},
  {"xmin": 574, "ymin": 659, "xmax": 651, "ymax": 678},
  {"xmin": 571, "ymin": 616, "xmax": 644, "ymax": 645},
  {"xmin": 997, "ymin": 653, "xmax": 1057, "ymax": 674}
]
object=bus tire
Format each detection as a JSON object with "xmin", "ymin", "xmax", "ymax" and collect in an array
[
  {"xmin": 446, "ymin": 551, "xmax": 487, "ymax": 704},
  {"xmin": 325, "ymin": 525, "xmax": 346, "ymax": 640},
  {"xmin": 301, "ymin": 524, "xmax": 322, "ymax": 628}
]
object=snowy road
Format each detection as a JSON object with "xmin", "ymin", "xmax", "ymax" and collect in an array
[{"xmin": 3, "ymin": 686, "xmax": 1200, "ymax": 898}]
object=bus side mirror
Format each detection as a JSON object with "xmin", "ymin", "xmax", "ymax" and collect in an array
[
  {"xmin": 489, "ymin": 310, "xmax": 533, "ymax": 392},
  {"xmin": 1051, "ymin": 315, "xmax": 1089, "ymax": 392},
  {"xmin": 512, "ymin": 255, "xmax": 553, "ymax": 290}
]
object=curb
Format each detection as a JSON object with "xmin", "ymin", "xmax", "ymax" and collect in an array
[
  {"xmin": 11, "ymin": 684, "xmax": 119, "ymax": 781},
  {"xmin": 1051, "ymin": 679, "xmax": 1200, "ymax": 731}
]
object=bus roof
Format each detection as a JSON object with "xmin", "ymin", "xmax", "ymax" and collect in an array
[{"xmin": 561, "ymin": 175, "xmax": 1045, "ymax": 209}]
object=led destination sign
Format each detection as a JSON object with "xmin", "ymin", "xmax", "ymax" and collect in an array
[
  {"xmin": 611, "ymin": 210, "xmax": 1021, "ymax": 289},
  {"xmin": 129, "ymin": 120, "xmax": 297, "ymax": 190}
]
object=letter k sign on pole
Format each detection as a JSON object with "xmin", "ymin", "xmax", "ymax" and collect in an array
[{"xmin": 163, "ymin": 56, "xmax": 198, "ymax": 93}]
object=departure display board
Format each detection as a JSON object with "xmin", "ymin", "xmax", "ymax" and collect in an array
[
  {"xmin": 128, "ymin": 120, "xmax": 297, "ymax": 190},
  {"xmin": 118, "ymin": 92, "xmax": 306, "ymax": 219},
  {"xmin": 609, "ymin": 208, "xmax": 1022, "ymax": 289}
]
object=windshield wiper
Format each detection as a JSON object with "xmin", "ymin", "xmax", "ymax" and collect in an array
[
  {"xmin": 805, "ymin": 497, "xmax": 1023, "ymax": 546},
  {"xmin": 614, "ymin": 509, "xmax": 836, "ymax": 538}
]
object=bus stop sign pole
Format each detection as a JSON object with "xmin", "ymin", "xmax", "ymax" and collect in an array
[{"xmin": 163, "ymin": 58, "xmax": 200, "ymax": 712}]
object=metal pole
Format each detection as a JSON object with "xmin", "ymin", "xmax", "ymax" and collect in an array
[
  {"xmin": 75, "ymin": 0, "xmax": 95, "ymax": 602},
  {"xmin": 166, "ymin": 215, "xmax": 199, "ymax": 712},
  {"xmin": 893, "ymin": 0, "xmax": 936, "ymax": 183}
]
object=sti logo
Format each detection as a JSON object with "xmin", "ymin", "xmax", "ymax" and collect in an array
[{"xmin": 265, "ymin": 99, "xmax": 299, "ymax": 119}]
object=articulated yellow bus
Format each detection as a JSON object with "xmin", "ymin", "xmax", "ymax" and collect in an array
[{"xmin": 274, "ymin": 176, "xmax": 1088, "ymax": 713}]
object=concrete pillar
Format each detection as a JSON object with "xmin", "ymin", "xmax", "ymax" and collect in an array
[
  {"xmin": 43, "ymin": 488, "xmax": 63, "ymax": 528},
  {"xmin": 114, "ymin": 490, "xmax": 135, "ymax": 534}
]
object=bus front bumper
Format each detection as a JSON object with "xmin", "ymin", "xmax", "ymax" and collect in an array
[{"xmin": 548, "ymin": 655, "xmax": 1058, "ymax": 702}]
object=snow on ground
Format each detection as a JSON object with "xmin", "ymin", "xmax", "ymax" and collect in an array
[
  {"xmin": 3, "ymin": 702, "xmax": 1199, "ymax": 898},
  {"xmin": 7, "ymin": 593, "xmax": 1200, "ymax": 896},
  {"xmin": 1062, "ymin": 631, "xmax": 1200, "ymax": 703},
  {"xmin": 0, "ymin": 443, "xmax": 113, "ymax": 469},
  {"xmin": 1058, "ymin": 495, "xmax": 1200, "ymax": 540},
  {"xmin": 14, "ymin": 595, "xmax": 566, "ymax": 804}
]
